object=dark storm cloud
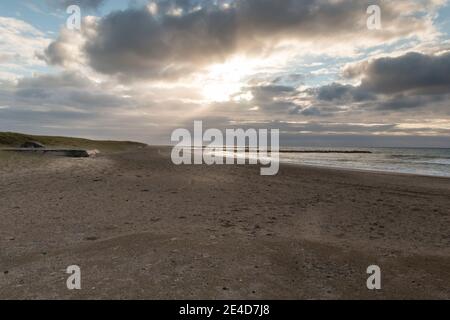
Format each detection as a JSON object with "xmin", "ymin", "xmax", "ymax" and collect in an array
[
  {"xmin": 0, "ymin": 107, "xmax": 93, "ymax": 123},
  {"xmin": 317, "ymin": 83, "xmax": 353, "ymax": 101},
  {"xmin": 377, "ymin": 93, "xmax": 448, "ymax": 110},
  {"xmin": 251, "ymin": 84, "xmax": 297, "ymax": 98},
  {"xmin": 17, "ymin": 72, "xmax": 90, "ymax": 89},
  {"xmin": 16, "ymin": 88, "xmax": 52, "ymax": 99},
  {"xmin": 13, "ymin": 72, "xmax": 130, "ymax": 109},
  {"xmin": 309, "ymin": 52, "xmax": 450, "ymax": 112},
  {"xmin": 246, "ymin": 84, "xmax": 301, "ymax": 113},
  {"xmin": 316, "ymin": 83, "xmax": 375, "ymax": 102},
  {"xmin": 45, "ymin": 0, "xmax": 412, "ymax": 79},
  {"xmin": 84, "ymin": 7, "xmax": 233, "ymax": 79},
  {"xmin": 356, "ymin": 52, "xmax": 450, "ymax": 95}
]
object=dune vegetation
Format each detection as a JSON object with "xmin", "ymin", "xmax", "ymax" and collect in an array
[{"xmin": 0, "ymin": 132, "xmax": 147, "ymax": 152}]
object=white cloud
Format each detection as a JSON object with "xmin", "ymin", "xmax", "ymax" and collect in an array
[{"xmin": 0, "ymin": 17, "xmax": 51, "ymax": 81}]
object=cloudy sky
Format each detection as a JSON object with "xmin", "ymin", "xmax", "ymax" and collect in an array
[{"xmin": 1, "ymin": 0, "xmax": 450, "ymax": 146}]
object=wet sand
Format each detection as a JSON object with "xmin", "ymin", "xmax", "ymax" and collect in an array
[{"xmin": 0, "ymin": 147, "xmax": 449, "ymax": 299}]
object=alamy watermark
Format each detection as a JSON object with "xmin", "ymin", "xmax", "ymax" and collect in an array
[
  {"xmin": 366, "ymin": 265, "xmax": 382, "ymax": 290},
  {"xmin": 66, "ymin": 5, "xmax": 81, "ymax": 30},
  {"xmin": 367, "ymin": 4, "xmax": 382, "ymax": 30},
  {"xmin": 171, "ymin": 121, "xmax": 279, "ymax": 176},
  {"xmin": 66, "ymin": 265, "xmax": 81, "ymax": 290}
]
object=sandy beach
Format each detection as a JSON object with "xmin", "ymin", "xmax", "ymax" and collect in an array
[{"xmin": 0, "ymin": 146, "xmax": 449, "ymax": 299}]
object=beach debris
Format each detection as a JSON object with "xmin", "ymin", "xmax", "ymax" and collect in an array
[
  {"xmin": 84, "ymin": 236, "xmax": 99, "ymax": 241},
  {"xmin": 87, "ymin": 149, "xmax": 100, "ymax": 157},
  {"xmin": 20, "ymin": 141, "xmax": 45, "ymax": 148}
]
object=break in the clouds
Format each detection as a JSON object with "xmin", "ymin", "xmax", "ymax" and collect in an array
[
  {"xmin": 0, "ymin": 16, "xmax": 50, "ymax": 80},
  {"xmin": 1, "ymin": 0, "xmax": 450, "ymax": 146},
  {"xmin": 44, "ymin": 0, "xmax": 441, "ymax": 79}
]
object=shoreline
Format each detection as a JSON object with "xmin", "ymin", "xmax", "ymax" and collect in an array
[
  {"xmin": 188, "ymin": 146, "xmax": 450, "ymax": 179},
  {"xmin": 281, "ymin": 161, "xmax": 450, "ymax": 179}
]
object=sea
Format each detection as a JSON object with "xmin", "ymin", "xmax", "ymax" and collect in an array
[
  {"xmin": 274, "ymin": 147, "xmax": 450, "ymax": 178},
  {"xmin": 204, "ymin": 147, "xmax": 450, "ymax": 178}
]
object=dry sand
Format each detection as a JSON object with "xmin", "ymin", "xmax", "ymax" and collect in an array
[{"xmin": 0, "ymin": 147, "xmax": 449, "ymax": 299}]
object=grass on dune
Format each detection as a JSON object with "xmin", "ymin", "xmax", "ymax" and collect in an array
[{"xmin": 0, "ymin": 132, "xmax": 147, "ymax": 152}]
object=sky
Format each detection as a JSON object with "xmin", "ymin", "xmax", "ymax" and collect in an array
[{"xmin": 0, "ymin": 0, "xmax": 450, "ymax": 147}]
